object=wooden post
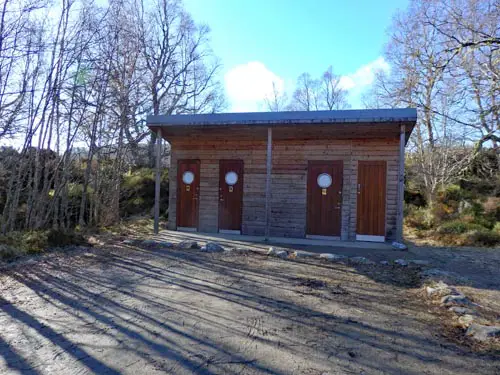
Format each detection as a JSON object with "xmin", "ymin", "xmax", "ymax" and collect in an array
[
  {"xmin": 396, "ymin": 124, "xmax": 406, "ymax": 242},
  {"xmin": 154, "ymin": 128, "xmax": 162, "ymax": 234},
  {"xmin": 265, "ymin": 127, "xmax": 272, "ymax": 240}
]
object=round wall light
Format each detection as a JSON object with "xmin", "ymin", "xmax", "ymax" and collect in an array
[
  {"xmin": 225, "ymin": 171, "xmax": 238, "ymax": 186},
  {"xmin": 182, "ymin": 171, "xmax": 194, "ymax": 185},
  {"xmin": 317, "ymin": 173, "xmax": 332, "ymax": 188}
]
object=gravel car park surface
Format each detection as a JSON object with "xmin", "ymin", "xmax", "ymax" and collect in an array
[{"xmin": 1, "ymin": 240, "xmax": 499, "ymax": 375}]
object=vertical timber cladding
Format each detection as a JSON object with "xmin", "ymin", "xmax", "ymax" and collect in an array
[
  {"xmin": 169, "ymin": 139, "xmax": 267, "ymax": 234},
  {"xmin": 169, "ymin": 137, "xmax": 400, "ymax": 239},
  {"xmin": 272, "ymin": 138, "xmax": 399, "ymax": 240},
  {"xmin": 271, "ymin": 139, "xmax": 352, "ymax": 238}
]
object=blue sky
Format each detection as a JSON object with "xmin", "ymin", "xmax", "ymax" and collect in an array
[{"xmin": 184, "ymin": 0, "xmax": 409, "ymax": 111}]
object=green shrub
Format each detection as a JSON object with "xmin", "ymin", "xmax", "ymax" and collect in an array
[
  {"xmin": 437, "ymin": 221, "xmax": 487, "ymax": 234},
  {"xmin": 472, "ymin": 215, "xmax": 496, "ymax": 230},
  {"xmin": 46, "ymin": 229, "xmax": 87, "ymax": 248},
  {"xmin": 493, "ymin": 222, "xmax": 500, "ymax": 234},
  {"xmin": 120, "ymin": 168, "xmax": 169, "ymax": 217},
  {"xmin": 0, "ymin": 244, "xmax": 24, "ymax": 261},
  {"xmin": 466, "ymin": 230, "xmax": 500, "ymax": 247},
  {"xmin": 21, "ymin": 231, "xmax": 49, "ymax": 254},
  {"xmin": 438, "ymin": 184, "xmax": 470, "ymax": 204},
  {"xmin": 405, "ymin": 207, "xmax": 433, "ymax": 230},
  {"xmin": 431, "ymin": 202, "xmax": 454, "ymax": 223},
  {"xmin": 0, "ymin": 229, "xmax": 87, "ymax": 255}
]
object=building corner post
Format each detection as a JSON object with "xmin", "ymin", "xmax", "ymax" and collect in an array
[
  {"xmin": 396, "ymin": 124, "xmax": 406, "ymax": 243},
  {"xmin": 265, "ymin": 127, "xmax": 272, "ymax": 240},
  {"xmin": 154, "ymin": 129, "xmax": 162, "ymax": 234}
]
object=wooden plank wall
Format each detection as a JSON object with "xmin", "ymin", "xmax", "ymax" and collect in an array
[
  {"xmin": 271, "ymin": 139, "xmax": 351, "ymax": 239},
  {"xmin": 169, "ymin": 140, "xmax": 267, "ymax": 235},
  {"xmin": 168, "ymin": 137, "xmax": 399, "ymax": 240},
  {"xmin": 271, "ymin": 138, "xmax": 399, "ymax": 240}
]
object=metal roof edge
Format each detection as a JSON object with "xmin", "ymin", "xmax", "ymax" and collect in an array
[{"xmin": 147, "ymin": 108, "xmax": 417, "ymax": 127}]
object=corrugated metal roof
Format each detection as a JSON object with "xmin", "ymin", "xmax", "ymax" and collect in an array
[{"xmin": 147, "ymin": 108, "xmax": 417, "ymax": 127}]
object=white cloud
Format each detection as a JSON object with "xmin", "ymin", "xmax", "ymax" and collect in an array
[
  {"xmin": 339, "ymin": 57, "xmax": 390, "ymax": 91},
  {"xmin": 338, "ymin": 57, "xmax": 390, "ymax": 108},
  {"xmin": 225, "ymin": 61, "xmax": 284, "ymax": 112}
]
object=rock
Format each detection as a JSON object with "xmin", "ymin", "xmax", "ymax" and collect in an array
[
  {"xmin": 466, "ymin": 323, "xmax": 500, "ymax": 342},
  {"xmin": 426, "ymin": 281, "xmax": 457, "ymax": 298},
  {"xmin": 392, "ymin": 241, "xmax": 408, "ymax": 251},
  {"xmin": 458, "ymin": 200, "xmax": 472, "ymax": 214},
  {"xmin": 122, "ymin": 239, "xmax": 136, "ymax": 245},
  {"xmin": 458, "ymin": 314, "xmax": 476, "ymax": 327},
  {"xmin": 276, "ymin": 250, "xmax": 288, "ymax": 258},
  {"xmin": 319, "ymin": 253, "xmax": 347, "ymax": 262},
  {"xmin": 200, "ymin": 242, "xmax": 224, "ymax": 252},
  {"xmin": 409, "ymin": 259, "xmax": 430, "ymax": 266},
  {"xmin": 449, "ymin": 306, "xmax": 478, "ymax": 316},
  {"xmin": 141, "ymin": 239, "xmax": 158, "ymax": 248},
  {"xmin": 177, "ymin": 240, "xmax": 200, "ymax": 249},
  {"xmin": 394, "ymin": 259, "xmax": 409, "ymax": 266},
  {"xmin": 87, "ymin": 236, "xmax": 103, "ymax": 246},
  {"xmin": 441, "ymin": 294, "xmax": 472, "ymax": 307},
  {"xmin": 267, "ymin": 247, "xmax": 288, "ymax": 258},
  {"xmin": 380, "ymin": 260, "xmax": 389, "ymax": 265},
  {"xmin": 293, "ymin": 251, "xmax": 314, "ymax": 258},
  {"xmin": 157, "ymin": 241, "xmax": 174, "ymax": 248},
  {"xmin": 267, "ymin": 247, "xmax": 277, "ymax": 256},
  {"xmin": 350, "ymin": 256, "xmax": 374, "ymax": 265}
]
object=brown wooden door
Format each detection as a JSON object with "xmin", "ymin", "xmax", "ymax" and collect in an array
[
  {"xmin": 176, "ymin": 159, "xmax": 200, "ymax": 228},
  {"xmin": 307, "ymin": 161, "xmax": 343, "ymax": 236},
  {"xmin": 357, "ymin": 161, "xmax": 386, "ymax": 236},
  {"xmin": 218, "ymin": 160, "xmax": 244, "ymax": 231}
]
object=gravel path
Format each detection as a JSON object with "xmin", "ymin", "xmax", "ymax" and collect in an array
[{"xmin": 0, "ymin": 243, "xmax": 499, "ymax": 374}]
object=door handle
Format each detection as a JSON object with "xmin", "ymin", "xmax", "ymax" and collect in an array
[{"xmin": 357, "ymin": 184, "xmax": 361, "ymax": 194}]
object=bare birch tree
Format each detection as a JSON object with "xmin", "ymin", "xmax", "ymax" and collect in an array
[
  {"xmin": 367, "ymin": 0, "xmax": 498, "ymax": 203},
  {"xmin": 263, "ymin": 81, "xmax": 288, "ymax": 112},
  {"xmin": 288, "ymin": 68, "xmax": 349, "ymax": 111},
  {"xmin": 139, "ymin": 0, "xmax": 224, "ymax": 166}
]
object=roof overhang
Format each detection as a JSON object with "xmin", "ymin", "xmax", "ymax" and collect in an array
[{"xmin": 147, "ymin": 108, "xmax": 417, "ymax": 144}]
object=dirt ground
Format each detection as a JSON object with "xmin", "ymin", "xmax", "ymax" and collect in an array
[{"xmin": 1, "ymin": 237, "xmax": 499, "ymax": 374}]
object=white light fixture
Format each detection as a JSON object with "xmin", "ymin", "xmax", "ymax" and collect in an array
[
  {"xmin": 317, "ymin": 173, "xmax": 332, "ymax": 188},
  {"xmin": 225, "ymin": 171, "xmax": 238, "ymax": 185},
  {"xmin": 182, "ymin": 171, "xmax": 194, "ymax": 184}
]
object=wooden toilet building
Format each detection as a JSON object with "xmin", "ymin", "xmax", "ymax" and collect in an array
[{"xmin": 147, "ymin": 109, "xmax": 416, "ymax": 243}]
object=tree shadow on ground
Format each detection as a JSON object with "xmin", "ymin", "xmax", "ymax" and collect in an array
[
  {"xmin": 1, "ymin": 245, "xmax": 499, "ymax": 374},
  {"xmin": 156, "ymin": 230, "xmax": 500, "ymax": 292},
  {"xmin": 0, "ymin": 332, "xmax": 41, "ymax": 375}
]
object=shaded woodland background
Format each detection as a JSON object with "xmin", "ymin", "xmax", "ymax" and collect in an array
[{"xmin": 0, "ymin": 0, "xmax": 499, "ymax": 254}]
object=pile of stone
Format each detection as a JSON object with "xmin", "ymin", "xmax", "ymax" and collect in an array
[
  {"xmin": 424, "ymin": 279, "xmax": 500, "ymax": 343},
  {"xmin": 267, "ymin": 247, "xmax": 288, "ymax": 258},
  {"xmin": 266, "ymin": 247, "xmax": 435, "ymax": 270}
]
